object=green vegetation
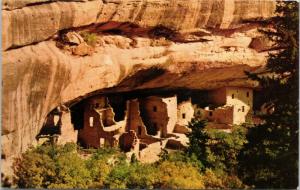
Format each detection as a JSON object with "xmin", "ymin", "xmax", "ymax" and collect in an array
[
  {"xmin": 80, "ymin": 31, "xmax": 98, "ymax": 47},
  {"xmin": 14, "ymin": 142, "xmax": 244, "ymax": 189},
  {"xmin": 13, "ymin": 143, "xmax": 91, "ymax": 189},
  {"xmin": 12, "ymin": 2, "xmax": 298, "ymax": 189},
  {"xmin": 186, "ymin": 119, "xmax": 247, "ymax": 188},
  {"xmin": 186, "ymin": 119, "xmax": 247, "ymax": 173},
  {"xmin": 239, "ymin": 2, "xmax": 299, "ymax": 188}
]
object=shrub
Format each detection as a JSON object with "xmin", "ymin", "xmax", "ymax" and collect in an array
[
  {"xmin": 13, "ymin": 152, "xmax": 56, "ymax": 188},
  {"xmin": 86, "ymin": 147, "xmax": 122, "ymax": 188},
  {"xmin": 80, "ymin": 32, "xmax": 98, "ymax": 47},
  {"xmin": 47, "ymin": 153, "xmax": 91, "ymax": 188},
  {"xmin": 156, "ymin": 161, "xmax": 205, "ymax": 189},
  {"xmin": 13, "ymin": 143, "xmax": 244, "ymax": 189},
  {"xmin": 186, "ymin": 119, "xmax": 247, "ymax": 173},
  {"xmin": 126, "ymin": 163, "xmax": 159, "ymax": 189},
  {"xmin": 202, "ymin": 169, "xmax": 244, "ymax": 189},
  {"xmin": 104, "ymin": 160, "xmax": 130, "ymax": 189},
  {"xmin": 14, "ymin": 143, "xmax": 91, "ymax": 188}
]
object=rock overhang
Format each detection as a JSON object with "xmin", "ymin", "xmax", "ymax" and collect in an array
[{"xmin": 1, "ymin": 0, "xmax": 276, "ymax": 178}]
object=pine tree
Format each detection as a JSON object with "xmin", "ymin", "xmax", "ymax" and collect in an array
[{"xmin": 239, "ymin": 2, "xmax": 299, "ymax": 188}]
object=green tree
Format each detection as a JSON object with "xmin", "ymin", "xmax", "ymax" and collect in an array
[
  {"xmin": 156, "ymin": 161, "xmax": 205, "ymax": 189},
  {"xmin": 13, "ymin": 143, "xmax": 92, "ymax": 188},
  {"xmin": 239, "ymin": 1, "xmax": 299, "ymax": 188},
  {"xmin": 186, "ymin": 119, "xmax": 209, "ymax": 170},
  {"xmin": 13, "ymin": 152, "xmax": 56, "ymax": 188},
  {"xmin": 186, "ymin": 119, "xmax": 247, "ymax": 174}
]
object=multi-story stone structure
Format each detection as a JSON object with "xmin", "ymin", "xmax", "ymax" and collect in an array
[
  {"xmin": 200, "ymin": 87, "xmax": 253, "ymax": 129},
  {"xmin": 38, "ymin": 88, "xmax": 254, "ymax": 162}
]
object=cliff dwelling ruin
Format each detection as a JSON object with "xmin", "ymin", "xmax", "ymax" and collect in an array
[{"xmin": 37, "ymin": 86, "xmax": 255, "ymax": 163}]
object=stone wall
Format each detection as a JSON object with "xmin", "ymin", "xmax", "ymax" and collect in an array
[
  {"xmin": 78, "ymin": 97, "xmax": 120, "ymax": 148},
  {"xmin": 125, "ymin": 99, "xmax": 148, "ymax": 138},
  {"xmin": 119, "ymin": 130, "xmax": 138, "ymax": 152},
  {"xmin": 211, "ymin": 87, "xmax": 227, "ymax": 106},
  {"xmin": 57, "ymin": 111, "xmax": 78, "ymax": 145},
  {"xmin": 176, "ymin": 99, "xmax": 194, "ymax": 126},
  {"xmin": 201, "ymin": 106, "xmax": 234, "ymax": 124},
  {"xmin": 225, "ymin": 87, "xmax": 253, "ymax": 124},
  {"xmin": 140, "ymin": 96, "xmax": 177, "ymax": 137},
  {"xmin": 173, "ymin": 124, "xmax": 190, "ymax": 134},
  {"xmin": 209, "ymin": 87, "xmax": 253, "ymax": 125},
  {"xmin": 139, "ymin": 139, "xmax": 168, "ymax": 163},
  {"xmin": 100, "ymin": 108, "xmax": 116, "ymax": 127},
  {"xmin": 162, "ymin": 96, "xmax": 178, "ymax": 134}
]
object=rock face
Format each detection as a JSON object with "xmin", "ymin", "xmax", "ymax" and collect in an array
[
  {"xmin": 2, "ymin": 0, "xmax": 275, "ymax": 178},
  {"xmin": 2, "ymin": 0, "xmax": 275, "ymax": 50}
]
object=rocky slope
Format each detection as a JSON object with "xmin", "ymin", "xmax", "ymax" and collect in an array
[{"xmin": 2, "ymin": 0, "xmax": 275, "ymax": 178}]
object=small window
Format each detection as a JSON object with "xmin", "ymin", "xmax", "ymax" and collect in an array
[
  {"xmin": 232, "ymin": 94, "xmax": 235, "ymax": 99},
  {"xmin": 209, "ymin": 112, "xmax": 213, "ymax": 116},
  {"xmin": 153, "ymin": 106, "xmax": 157, "ymax": 112},
  {"xmin": 246, "ymin": 92, "xmax": 249, "ymax": 97},
  {"xmin": 89, "ymin": 117, "xmax": 94, "ymax": 127},
  {"xmin": 182, "ymin": 113, "xmax": 186, "ymax": 119},
  {"xmin": 242, "ymin": 106, "xmax": 245, "ymax": 112}
]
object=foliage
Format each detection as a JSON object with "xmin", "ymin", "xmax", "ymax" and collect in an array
[
  {"xmin": 156, "ymin": 161, "xmax": 205, "ymax": 189},
  {"xmin": 80, "ymin": 31, "xmax": 98, "ymax": 47},
  {"xmin": 13, "ymin": 152, "xmax": 56, "ymax": 188},
  {"xmin": 186, "ymin": 119, "xmax": 247, "ymax": 173},
  {"xmin": 240, "ymin": 1, "xmax": 299, "ymax": 188},
  {"xmin": 13, "ymin": 143, "xmax": 91, "ymax": 188},
  {"xmin": 13, "ymin": 142, "xmax": 248, "ymax": 189},
  {"xmin": 202, "ymin": 169, "xmax": 245, "ymax": 189},
  {"xmin": 186, "ymin": 119, "xmax": 209, "ymax": 170},
  {"xmin": 47, "ymin": 153, "xmax": 91, "ymax": 189},
  {"xmin": 105, "ymin": 160, "xmax": 158, "ymax": 189},
  {"xmin": 85, "ymin": 147, "xmax": 121, "ymax": 188},
  {"xmin": 125, "ymin": 163, "xmax": 159, "ymax": 189},
  {"xmin": 205, "ymin": 125, "xmax": 247, "ymax": 173},
  {"xmin": 159, "ymin": 150, "xmax": 201, "ymax": 168}
]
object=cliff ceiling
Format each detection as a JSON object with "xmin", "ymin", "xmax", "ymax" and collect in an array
[{"xmin": 2, "ymin": 0, "xmax": 275, "ymax": 167}]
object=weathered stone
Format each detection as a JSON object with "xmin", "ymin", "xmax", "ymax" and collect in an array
[
  {"xmin": 2, "ymin": 0, "xmax": 275, "ymax": 50},
  {"xmin": 1, "ymin": 0, "xmax": 276, "ymax": 178},
  {"xmin": 63, "ymin": 31, "xmax": 85, "ymax": 45},
  {"xmin": 249, "ymin": 36, "xmax": 273, "ymax": 52},
  {"xmin": 72, "ymin": 42, "xmax": 94, "ymax": 56}
]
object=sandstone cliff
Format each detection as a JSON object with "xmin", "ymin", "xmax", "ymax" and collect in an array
[{"xmin": 2, "ymin": 0, "xmax": 275, "ymax": 177}]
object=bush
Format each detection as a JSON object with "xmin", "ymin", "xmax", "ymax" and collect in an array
[
  {"xmin": 202, "ymin": 169, "xmax": 245, "ymax": 189},
  {"xmin": 80, "ymin": 32, "xmax": 98, "ymax": 47},
  {"xmin": 14, "ymin": 143, "xmax": 91, "ymax": 188},
  {"xmin": 48, "ymin": 153, "xmax": 91, "ymax": 188},
  {"xmin": 156, "ymin": 161, "xmax": 205, "ymax": 189},
  {"xmin": 186, "ymin": 119, "xmax": 247, "ymax": 173},
  {"xmin": 126, "ymin": 163, "xmax": 159, "ymax": 189},
  {"xmin": 13, "ymin": 143, "xmax": 244, "ymax": 189},
  {"xmin": 104, "ymin": 160, "xmax": 130, "ymax": 189},
  {"xmin": 14, "ymin": 152, "xmax": 56, "ymax": 188}
]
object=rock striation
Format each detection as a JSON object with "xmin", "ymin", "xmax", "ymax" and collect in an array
[
  {"xmin": 2, "ymin": 0, "xmax": 275, "ymax": 50},
  {"xmin": 2, "ymin": 0, "xmax": 275, "ymax": 178}
]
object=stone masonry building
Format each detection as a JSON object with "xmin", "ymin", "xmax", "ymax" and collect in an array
[{"xmin": 38, "ymin": 88, "xmax": 254, "ymax": 162}]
